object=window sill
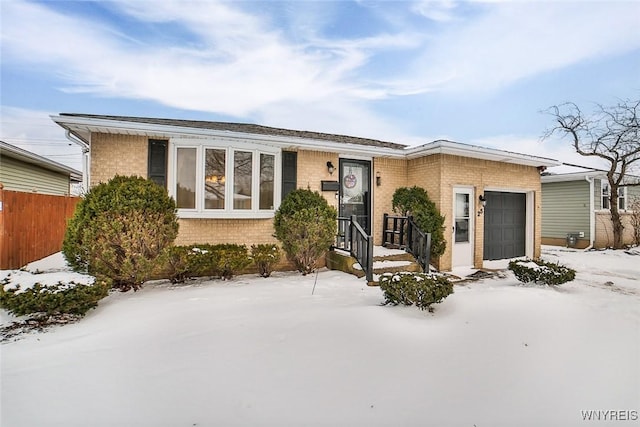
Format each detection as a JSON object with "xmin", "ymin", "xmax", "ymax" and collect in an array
[{"xmin": 177, "ymin": 210, "xmax": 275, "ymax": 220}]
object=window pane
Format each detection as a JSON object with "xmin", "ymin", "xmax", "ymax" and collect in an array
[
  {"xmin": 455, "ymin": 219, "xmax": 469, "ymax": 243},
  {"xmin": 260, "ymin": 153, "xmax": 274, "ymax": 210},
  {"xmin": 204, "ymin": 149, "xmax": 226, "ymax": 209},
  {"xmin": 176, "ymin": 148, "xmax": 196, "ymax": 209},
  {"xmin": 455, "ymin": 193, "xmax": 469, "ymax": 218},
  {"xmin": 234, "ymin": 151, "xmax": 253, "ymax": 210},
  {"xmin": 602, "ymin": 181, "xmax": 610, "ymax": 209}
]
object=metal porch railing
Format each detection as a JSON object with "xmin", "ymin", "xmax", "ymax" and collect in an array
[
  {"xmin": 335, "ymin": 215, "xmax": 374, "ymax": 282},
  {"xmin": 382, "ymin": 213, "xmax": 432, "ymax": 273}
]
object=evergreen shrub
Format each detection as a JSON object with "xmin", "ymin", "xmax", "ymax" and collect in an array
[
  {"xmin": 508, "ymin": 259, "xmax": 576, "ymax": 286},
  {"xmin": 392, "ymin": 186, "xmax": 446, "ymax": 258},
  {"xmin": 379, "ymin": 272, "xmax": 453, "ymax": 312},
  {"xmin": 62, "ymin": 175, "xmax": 179, "ymax": 291},
  {"xmin": 0, "ymin": 277, "xmax": 110, "ymax": 317},
  {"xmin": 161, "ymin": 244, "xmax": 251, "ymax": 282},
  {"xmin": 251, "ymin": 244, "xmax": 281, "ymax": 278},
  {"xmin": 274, "ymin": 189, "xmax": 337, "ymax": 275}
]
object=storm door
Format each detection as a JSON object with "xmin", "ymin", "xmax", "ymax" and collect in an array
[{"xmin": 339, "ymin": 159, "xmax": 371, "ymax": 234}]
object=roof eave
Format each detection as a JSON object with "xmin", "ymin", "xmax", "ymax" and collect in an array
[{"xmin": 405, "ymin": 140, "xmax": 561, "ymax": 168}]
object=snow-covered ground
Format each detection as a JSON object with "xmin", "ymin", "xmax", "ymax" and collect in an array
[{"xmin": 1, "ymin": 247, "xmax": 638, "ymax": 427}]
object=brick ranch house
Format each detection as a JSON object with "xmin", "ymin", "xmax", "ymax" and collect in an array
[{"xmin": 52, "ymin": 114, "xmax": 560, "ymax": 271}]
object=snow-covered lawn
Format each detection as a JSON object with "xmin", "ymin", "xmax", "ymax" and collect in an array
[{"xmin": 1, "ymin": 247, "xmax": 638, "ymax": 427}]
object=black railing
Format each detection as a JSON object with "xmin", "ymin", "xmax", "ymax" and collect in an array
[
  {"xmin": 335, "ymin": 216, "xmax": 374, "ymax": 282},
  {"xmin": 382, "ymin": 214, "xmax": 432, "ymax": 273}
]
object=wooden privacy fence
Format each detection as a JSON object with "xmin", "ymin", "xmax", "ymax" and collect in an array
[{"xmin": 0, "ymin": 189, "xmax": 80, "ymax": 270}]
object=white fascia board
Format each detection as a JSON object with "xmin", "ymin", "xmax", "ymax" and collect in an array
[
  {"xmin": 50, "ymin": 115, "xmax": 405, "ymax": 159},
  {"xmin": 541, "ymin": 171, "xmax": 604, "ymax": 183},
  {"xmin": 404, "ymin": 140, "xmax": 561, "ymax": 168}
]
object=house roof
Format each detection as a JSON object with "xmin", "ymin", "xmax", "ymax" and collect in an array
[
  {"xmin": 53, "ymin": 113, "xmax": 407, "ymax": 151},
  {"xmin": 0, "ymin": 140, "xmax": 82, "ymax": 182},
  {"xmin": 542, "ymin": 170, "xmax": 640, "ymax": 184},
  {"xmin": 51, "ymin": 113, "xmax": 560, "ymax": 168}
]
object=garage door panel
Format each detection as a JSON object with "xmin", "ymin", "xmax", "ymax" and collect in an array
[{"xmin": 484, "ymin": 192, "xmax": 526, "ymax": 260}]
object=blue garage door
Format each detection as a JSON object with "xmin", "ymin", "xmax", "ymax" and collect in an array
[{"xmin": 483, "ymin": 192, "xmax": 526, "ymax": 260}]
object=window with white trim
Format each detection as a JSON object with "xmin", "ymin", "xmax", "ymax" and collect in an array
[
  {"xmin": 172, "ymin": 140, "xmax": 280, "ymax": 218},
  {"xmin": 601, "ymin": 180, "xmax": 610, "ymax": 209},
  {"xmin": 618, "ymin": 186, "xmax": 627, "ymax": 210},
  {"xmin": 600, "ymin": 180, "xmax": 627, "ymax": 210}
]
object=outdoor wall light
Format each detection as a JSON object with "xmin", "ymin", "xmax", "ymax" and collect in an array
[
  {"xmin": 327, "ymin": 161, "xmax": 335, "ymax": 175},
  {"xmin": 477, "ymin": 194, "xmax": 487, "ymax": 217},
  {"xmin": 376, "ymin": 171, "xmax": 381, "ymax": 187}
]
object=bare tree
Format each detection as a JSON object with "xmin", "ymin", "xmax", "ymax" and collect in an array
[
  {"xmin": 629, "ymin": 196, "xmax": 640, "ymax": 246},
  {"xmin": 544, "ymin": 98, "xmax": 640, "ymax": 249}
]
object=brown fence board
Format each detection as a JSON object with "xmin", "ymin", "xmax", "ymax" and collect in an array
[{"xmin": 0, "ymin": 189, "xmax": 80, "ymax": 269}]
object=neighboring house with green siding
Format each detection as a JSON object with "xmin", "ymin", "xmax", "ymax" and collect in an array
[
  {"xmin": 541, "ymin": 171, "xmax": 640, "ymax": 248},
  {"xmin": 0, "ymin": 141, "xmax": 82, "ymax": 195}
]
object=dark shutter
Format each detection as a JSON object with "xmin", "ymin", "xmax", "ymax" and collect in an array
[
  {"xmin": 281, "ymin": 151, "xmax": 297, "ymax": 199},
  {"xmin": 148, "ymin": 139, "xmax": 168, "ymax": 187}
]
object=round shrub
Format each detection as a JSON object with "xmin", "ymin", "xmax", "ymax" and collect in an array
[
  {"xmin": 0, "ymin": 276, "xmax": 110, "ymax": 317},
  {"xmin": 274, "ymin": 189, "xmax": 337, "ymax": 275},
  {"xmin": 508, "ymin": 259, "xmax": 576, "ymax": 286},
  {"xmin": 63, "ymin": 175, "xmax": 179, "ymax": 291},
  {"xmin": 392, "ymin": 186, "xmax": 446, "ymax": 258},
  {"xmin": 251, "ymin": 244, "xmax": 281, "ymax": 278},
  {"xmin": 379, "ymin": 272, "xmax": 453, "ymax": 312}
]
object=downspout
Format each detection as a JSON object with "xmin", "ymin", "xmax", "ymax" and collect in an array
[
  {"xmin": 65, "ymin": 130, "xmax": 90, "ymax": 193},
  {"xmin": 585, "ymin": 175, "xmax": 595, "ymax": 250}
]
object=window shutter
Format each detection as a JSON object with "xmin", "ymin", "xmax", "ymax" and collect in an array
[
  {"xmin": 148, "ymin": 139, "xmax": 168, "ymax": 187},
  {"xmin": 281, "ymin": 151, "xmax": 297, "ymax": 199}
]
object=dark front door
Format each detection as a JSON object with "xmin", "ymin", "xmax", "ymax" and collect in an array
[
  {"xmin": 483, "ymin": 191, "xmax": 526, "ymax": 260},
  {"xmin": 339, "ymin": 159, "xmax": 371, "ymax": 234}
]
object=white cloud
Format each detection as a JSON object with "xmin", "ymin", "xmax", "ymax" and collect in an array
[
  {"xmin": 408, "ymin": 1, "xmax": 640, "ymax": 93},
  {"xmin": 0, "ymin": 0, "xmax": 415, "ymax": 121},
  {"xmin": 411, "ymin": 0, "xmax": 458, "ymax": 22}
]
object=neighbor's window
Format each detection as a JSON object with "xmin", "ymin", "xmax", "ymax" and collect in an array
[
  {"xmin": 172, "ymin": 141, "xmax": 279, "ymax": 217},
  {"xmin": 601, "ymin": 180, "xmax": 610, "ymax": 210},
  {"xmin": 601, "ymin": 180, "xmax": 627, "ymax": 210},
  {"xmin": 618, "ymin": 186, "xmax": 627, "ymax": 210}
]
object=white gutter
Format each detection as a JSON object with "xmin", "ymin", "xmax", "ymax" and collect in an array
[
  {"xmin": 585, "ymin": 175, "xmax": 595, "ymax": 250},
  {"xmin": 65, "ymin": 129, "xmax": 90, "ymax": 192}
]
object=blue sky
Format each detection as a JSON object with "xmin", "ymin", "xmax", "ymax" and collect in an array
[{"xmin": 1, "ymin": 0, "xmax": 639, "ymax": 172}]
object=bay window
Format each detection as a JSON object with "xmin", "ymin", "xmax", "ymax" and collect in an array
[{"xmin": 171, "ymin": 140, "xmax": 280, "ymax": 218}]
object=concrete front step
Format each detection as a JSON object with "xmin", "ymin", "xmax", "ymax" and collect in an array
[{"xmin": 326, "ymin": 247, "xmax": 423, "ymax": 284}]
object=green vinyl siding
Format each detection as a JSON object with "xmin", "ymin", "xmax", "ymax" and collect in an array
[
  {"xmin": 541, "ymin": 180, "xmax": 591, "ymax": 240},
  {"xmin": 627, "ymin": 185, "xmax": 640, "ymax": 209},
  {"xmin": 0, "ymin": 156, "xmax": 70, "ymax": 195}
]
